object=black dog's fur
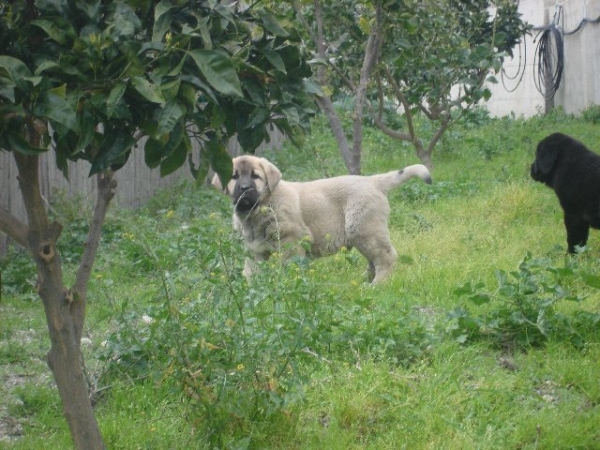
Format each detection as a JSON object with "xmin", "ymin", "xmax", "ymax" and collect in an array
[{"xmin": 531, "ymin": 132, "xmax": 600, "ymax": 253}]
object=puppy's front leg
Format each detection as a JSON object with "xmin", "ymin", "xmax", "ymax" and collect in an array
[
  {"xmin": 564, "ymin": 212, "xmax": 589, "ymax": 253},
  {"xmin": 243, "ymin": 257, "xmax": 258, "ymax": 278}
]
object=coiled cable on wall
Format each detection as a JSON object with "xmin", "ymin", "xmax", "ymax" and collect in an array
[
  {"xmin": 532, "ymin": 22, "xmax": 564, "ymax": 101},
  {"xmin": 531, "ymin": 4, "xmax": 600, "ymax": 101},
  {"xmin": 500, "ymin": 37, "xmax": 527, "ymax": 93}
]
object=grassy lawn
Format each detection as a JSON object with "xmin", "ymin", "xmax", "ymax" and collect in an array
[{"xmin": 1, "ymin": 110, "xmax": 600, "ymax": 449}]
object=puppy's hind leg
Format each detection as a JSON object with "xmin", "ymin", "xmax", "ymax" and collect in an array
[{"xmin": 356, "ymin": 237, "xmax": 398, "ymax": 283}]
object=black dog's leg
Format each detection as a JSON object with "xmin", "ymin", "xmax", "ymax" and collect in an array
[{"xmin": 564, "ymin": 212, "xmax": 590, "ymax": 253}]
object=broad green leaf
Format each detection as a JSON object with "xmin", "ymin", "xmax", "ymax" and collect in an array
[
  {"xmin": 280, "ymin": 104, "xmax": 300, "ymax": 125},
  {"xmin": 187, "ymin": 50, "xmax": 243, "ymax": 98},
  {"xmin": 50, "ymin": 84, "xmax": 67, "ymax": 99},
  {"xmin": 75, "ymin": 113, "xmax": 97, "ymax": 153},
  {"xmin": 160, "ymin": 78, "xmax": 181, "ymax": 101},
  {"xmin": 156, "ymin": 100, "xmax": 185, "ymax": 137},
  {"xmin": 7, "ymin": 133, "xmax": 48, "ymax": 155},
  {"xmin": 90, "ymin": 128, "xmax": 136, "ymax": 175},
  {"xmin": 178, "ymin": 82, "xmax": 197, "ymax": 110},
  {"xmin": 258, "ymin": 11, "xmax": 289, "ymax": 37},
  {"xmin": 302, "ymin": 79, "xmax": 323, "ymax": 96},
  {"xmin": 245, "ymin": 107, "xmax": 270, "ymax": 129},
  {"xmin": 263, "ymin": 50, "xmax": 286, "ymax": 73},
  {"xmin": 78, "ymin": 0, "xmax": 101, "ymax": 19},
  {"xmin": 130, "ymin": 76, "xmax": 166, "ymax": 104},
  {"xmin": 33, "ymin": 93, "xmax": 78, "ymax": 132},
  {"xmin": 469, "ymin": 293, "xmax": 491, "ymax": 306},
  {"xmin": 107, "ymin": 83, "xmax": 127, "ymax": 119},
  {"xmin": 581, "ymin": 272, "xmax": 600, "ymax": 289},
  {"xmin": 158, "ymin": 120, "xmax": 184, "ymax": 157},
  {"xmin": 31, "ymin": 18, "xmax": 76, "ymax": 45},
  {"xmin": 160, "ymin": 137, "xmax": 189, "ymax": 177},
  {"xmin": 144, "ymin": 138, "xmax": 163, "ymax": 169},
  {"xmin": 0, "ymin": 56, "xmax": 32, "ymax": 80},
  {"xmin": 152, "ymin": 2, "xmax": 173, "ymax": 42},
  {"xmin": 207, "ymin": 137, "xmax": 232, "ymax": 187}
]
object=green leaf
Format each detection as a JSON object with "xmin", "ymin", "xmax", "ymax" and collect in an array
[
  {"xmin": 153, "ymin": 0, "xmax": 173, "ymax": 42},
  {"xmin": 130, "ymin": 76, "xmax": 166, "ymax": 104},
  {"xmin": 207, "ymin": 137, "xmax": 232, "ymax": 187},
  {"xmin": 187, "ymin": 50, "xmax": 243, "ymax": 98},
  {"xmin": 263, "ymin": 50, "xmax": 286, "ymax": 73},
  {"xmin": 7, "ymin": 133, "xmax": 48, "ymax": 155},
  {"xmin": 74, "ymin": 114, "xmax": 97, "ymax": 154},
  {"xmin": 90, "ymin": 128, "xmax": 136, "ymax": 175},
  {"xmin": 156, "ymin": 100, "xmax": 185, "ymax": 138},
  {"xmin": 31, "ymin": 18, "xmax": 76, "ymax": 45},
  {"xmin": 258, "ymin": 11, "xmax": 289, "ymax": 37},
  {"xmin": 190, "ymin": 147, "xmax": 210, "ymax": 184},
  {"xmin": 469, "ymin": 293, "xmax": 491, "ymax": 306},
  {"xmin": 581, "ymin": 272, "xmax": 600, "ymax": 289},
  {"xmin": 107, "ymin": 83, "xmax": 127, "ymax": 120},
  {"xmin": 0, "ymin": 56, "xmax": 32, "ymax": 80},
  {"xmin": 245, "ymin": 107, "xmax": 270, "ymax": 130},
  {"xmin": 160, "ymin": 131, "xmax": 189, "ymax": 177},
  {"xmin": 144, "ymin": 138, "xmax": 163, "ymax": 169},
  {"xmin": 33, "ymin": 93, "xmax": 78, "ymax": 132}
]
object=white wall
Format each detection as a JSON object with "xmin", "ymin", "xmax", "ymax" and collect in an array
[{"xmin": 485, "ymin": 0, "xmax": 600, "ymax": 117}]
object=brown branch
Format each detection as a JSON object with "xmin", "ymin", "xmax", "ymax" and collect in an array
[
  {"xmin": 71, "ymin": 170, "xmax": 117, "ymax": 342},
  {"xmin": 381, "ymin": 65, "xmax": 418, "ymax": 143},
  {"xmin": 370, "ymin": 73, "xmax": 412, "ymax": 141},
  {"xmin": 292, "ymin": 0, "xmax": 319, "ymax": 52},
  {"xmin": 0, "ymin": 206, "xmax": 29, "ymax": 249}
]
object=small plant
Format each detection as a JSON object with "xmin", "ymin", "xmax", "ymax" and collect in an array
[
  {"xmin": 582, "ymin": 104, "xmax": 600, "ymax": 124},
  {"xmin": 0, "ymin": 249, "xmax": 37, "ymax": 297},
  {"xmin": 450, "ymin": 253, "xmax": 600, "ymax": 349}
]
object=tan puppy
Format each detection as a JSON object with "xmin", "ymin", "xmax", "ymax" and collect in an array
[{"xmin": 212, "ymin": 155, "xmax": 431, "ymax": 283}]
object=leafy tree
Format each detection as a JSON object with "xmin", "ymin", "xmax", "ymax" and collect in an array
[
  {"xmin": 0, "ymin": 1, "xmax": 315, "ymax": 448},
  {"xmin": 289, "ymin": 0, "xmax": 529, "ymax": 172}
]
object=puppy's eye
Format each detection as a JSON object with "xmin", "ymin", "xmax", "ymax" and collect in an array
[
  {"xmin": 232, "ymin": 172, "xmax": 239, "ymax": 180},
  {"xmin": 251, "ymin": 172, "xmax": 261, "ymax": 180}
]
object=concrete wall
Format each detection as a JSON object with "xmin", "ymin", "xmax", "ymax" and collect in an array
[{"xmin": 485, "ymin": 0, "xmax": 600, "ymax": 117}]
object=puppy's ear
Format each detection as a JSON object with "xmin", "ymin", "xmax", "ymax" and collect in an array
[
  {"xmin": 260, "ymin": 158, "xmax": 282, "ymax": 192},
  {"xmin": 537, "ymin": 142, "xmax": 559, "ymax": 174}
]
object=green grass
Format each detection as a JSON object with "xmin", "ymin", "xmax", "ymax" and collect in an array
[{"xmin": 2, "ymin": 109, "xmax": 600, "ymax": 449}]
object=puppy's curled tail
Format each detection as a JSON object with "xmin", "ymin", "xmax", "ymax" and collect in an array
[{"xmin": 371, "ymin": 164, "xmax": 432, "ymax": 194}]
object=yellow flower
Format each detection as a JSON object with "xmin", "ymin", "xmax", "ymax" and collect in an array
[{"xmin": 237, "ymin": 364, "xmax": 245, "ymax": 371}]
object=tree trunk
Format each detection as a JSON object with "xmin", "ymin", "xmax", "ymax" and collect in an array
[
  {"xmin": 315, "ymin": 95, "xmax": 354, "ymax": 172},
  {"xmin": 13, "ymin": 152, "xmax": 106, "ymax": 450},
  {"xmin": 350, "ymin": 28, "xmax": 381, "ymax": 175},
  {"xmin": 303, "ymin": 0, "xmax": 354, "ymax": 174}
]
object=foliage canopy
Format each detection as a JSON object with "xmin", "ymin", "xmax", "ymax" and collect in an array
[{"xmin": 0, "ymin": 0, "xmax": 317, "ymax": 181}]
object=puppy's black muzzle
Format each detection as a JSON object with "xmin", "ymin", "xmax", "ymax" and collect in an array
[{"xmin": 232, "ymin": 181, "xmax": 260, "ymax": 213}]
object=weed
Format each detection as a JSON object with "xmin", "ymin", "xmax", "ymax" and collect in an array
[
  {"xmin": 450, "ymin": 253, "xmax": 600, "ymax": 349},
  {"xmin": 582, "ymin": 104, "xmax": 600, "ymax": 124}
]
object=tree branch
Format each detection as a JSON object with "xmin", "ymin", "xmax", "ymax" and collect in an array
[
  {"xmin": 370, "ymin": 73, "xmax": 412, "ymax": 141},
  {"xmin": 71, "ymin": 170, "xmax": 117, "ymax": 342},
  {"xmin": 0, "ymin": 206, "xmax": 29, "ymax": 249},
  {"xmin": 350, "ymin": 5, "xmax": 383, "ymax": 174},
  {"xmin": 380, "ymin": 65, "xmax": 417, "ymax": 142}
]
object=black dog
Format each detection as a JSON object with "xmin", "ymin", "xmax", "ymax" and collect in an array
[{"xmin": 531, "ymin": 132, "xmax": 600, "ymax": 253}]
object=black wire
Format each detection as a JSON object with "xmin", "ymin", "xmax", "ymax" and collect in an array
[
  {"xmin": 505, "ymin": 4, "xmax": 600, "ymax": 98},
  {"xmin": 532, "ymin": 23, "xmax": 564, "ymax": 101},
  {"xmin": 500, "ymin": 34, "xmax": 527, "ymax": 93}
]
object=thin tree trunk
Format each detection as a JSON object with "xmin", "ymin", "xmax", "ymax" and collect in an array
[
  {"xmin": 296, "ymin": 0, "xmax": 354, "ymax": 173},
  {"xmin": 350, "ymin": 29, "xmax": 381, "ymax": 175},
  {"xmin": 13, "ymin": 151, "xmax": 106, "ymax": 450}
]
